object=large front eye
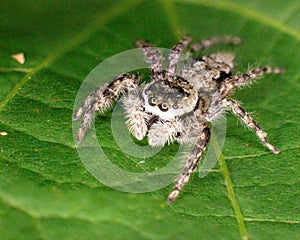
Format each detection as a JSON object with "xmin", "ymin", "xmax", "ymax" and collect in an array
[
  {"xmin": 149, "ymin": 97, "xmax": 157, "ymax": 106},
  {"xmin": 159, "ymin": 102, "xmax": 169, "ymax": 112}
]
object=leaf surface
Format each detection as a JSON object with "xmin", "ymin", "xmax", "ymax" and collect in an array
[{"xmin": 0, "ymin": 0, "xmax": 300, "ymax": 239}]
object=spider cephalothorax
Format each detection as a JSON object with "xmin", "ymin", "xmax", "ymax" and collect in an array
[
  {"xmin": 74, "ymin": 35, "xmax": 283, "ymax": 201},
  {"xmin": 143, "ymin": 78, "xmax": 198, "ymax": 119}
]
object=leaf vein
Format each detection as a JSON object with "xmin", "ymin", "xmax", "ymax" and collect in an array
[
  {"xmin": 0, "ymin": 119, "xmax": 75, "ymax": 149},
  {"xmin": 0, "ymin": 0, "xmax": 144, "ymax": 113},
  {"xmin": 244, "ymin": 217, "xmax": 300, "ymax": 224},
  {"xmin": 174, "ymin": 0, "xmax": 300, "ymax": 41}
]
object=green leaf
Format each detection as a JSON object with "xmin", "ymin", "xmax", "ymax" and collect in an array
[{"xmin": 0, "ymin": 0, "xmax": 300, "ymax": 239}]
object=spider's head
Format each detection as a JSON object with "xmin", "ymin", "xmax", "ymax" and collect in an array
[{"xmin": 142, "ymin": 78, "xmax": 198, "ymax": 120}]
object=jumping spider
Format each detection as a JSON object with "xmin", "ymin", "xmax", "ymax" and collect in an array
[{"xmin": 74, "ymin": 36, "xmax": 283, "ymax": 202}]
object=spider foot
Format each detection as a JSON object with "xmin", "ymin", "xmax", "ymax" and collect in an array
[{"xmin": 167, "ymin": 189, "xmax": 180, "ymax": 203}]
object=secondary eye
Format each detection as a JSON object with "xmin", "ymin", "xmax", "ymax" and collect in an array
[
  {"xmin": 159, "ymin": 102, "xmax": 169, "ymax": 112},
  {"xmin": 145, "ymin": 90, "xmax": 153, "ymax": 97},
  {"xmin": 173, "ymin": 104, "xmax": 178, "ymax": 109},
  {"xmin": 149, "ymin": 97, "xmax": 157, "ymax": 106}
]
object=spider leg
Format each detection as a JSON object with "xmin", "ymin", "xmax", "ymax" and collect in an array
[
  {"xmin": 74, "ymin": 73, "xmax": 139, "ymax": 143},
  {"xmin": 73, "ymin": 91, "xmax": 97, "ymax": 121},
  {"xmin": 168, "ymin": 125, "xmax": 210, "ymax": 202},
  {"xmin": 190, "ymin": 35, "xmax": 241, "ymax": 52},
  {"xmin": 223, "ymin": 98, "xmax": 280, "ymax": 154},
  {"xmin": 166, "ymin": 36, "xmax": 192, "ymax": 77},
  {"xmin": 220, "ymin": 66, "xmax": 284, "ymax": 97},
  {"xmin": 135, "ymin": 40, "xmax": 163, "ymax": 81}
]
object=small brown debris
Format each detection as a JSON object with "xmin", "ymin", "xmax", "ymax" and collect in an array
[{"xmin": 11, "ymin": 53, "xmax": 25, "ymax": 64}]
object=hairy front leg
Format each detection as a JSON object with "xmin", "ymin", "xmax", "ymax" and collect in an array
[{"xmin": 74, "ymin": 73, "xmax": 139, "ymax": 143}]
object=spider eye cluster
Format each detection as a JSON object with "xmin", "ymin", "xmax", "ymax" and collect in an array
[
  {"xmin": 147, "ymin": 95, "xmax": 169, "ymax": 112},
  {"xmin": 142, "ymin": 81, "xmax": 197, "ymax": 119}
]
